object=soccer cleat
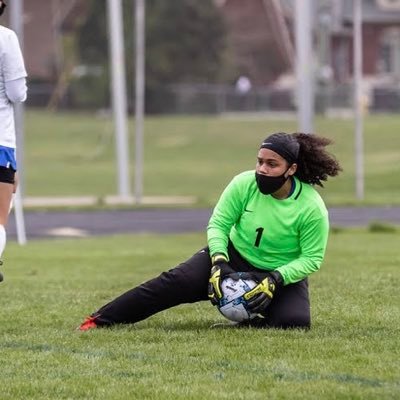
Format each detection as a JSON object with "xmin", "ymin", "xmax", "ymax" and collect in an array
[
  {"xmin": 78, "ymin": 316, "xmax": 98, "ymax": 331},
  {"xmin": 0, "ymin": 271, "xmax": 3, "ymax": 283}
]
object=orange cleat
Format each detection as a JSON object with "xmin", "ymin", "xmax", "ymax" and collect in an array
[{"xmin": 78, "ymin": 316, "xmax": 98, "ymax": 331}]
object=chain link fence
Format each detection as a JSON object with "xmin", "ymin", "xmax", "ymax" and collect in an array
[{"xmin": 27, "ymin": 80, "xmax": 400, "ymax": 115}]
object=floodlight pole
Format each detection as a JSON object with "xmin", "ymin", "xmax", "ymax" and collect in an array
[
  {"xmin": 134, "ymin": 0, "xmax": 145, "ymax": 204},
  {"xmin": 10, "ymin": 0, "xmax": 27, "ymax": 245},
  {"xmin": 295, "ymin": 0, "xmax": 314, "ymax": 133},
  {"xmin": 107, "ymin": 0, "xmax": 131, "ymax": 198},
  {"xmin": 353, "ymin": 0, "xmax": 364, "ymax": 200}
]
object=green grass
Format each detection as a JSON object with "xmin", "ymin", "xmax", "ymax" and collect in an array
[
  {"xmin": 0, "ymin": 230, "xmax": 399, "ymax": 399},
  {"xmin": 24, "ymin": 110, "xmax": 400, "ymax": 206}
]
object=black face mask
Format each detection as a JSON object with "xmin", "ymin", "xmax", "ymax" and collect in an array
[
  {"xmin": 0, "ymin": 2, "xmax": 6, "ymax": 17},
  {"xmin": 255, "ymin": 170, "xmax": 289, "ymax": 195}
]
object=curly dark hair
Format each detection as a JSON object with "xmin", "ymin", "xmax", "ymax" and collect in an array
[{"xmin": 292, "ymin": 133, "xmax": 342, "ymax": 187}]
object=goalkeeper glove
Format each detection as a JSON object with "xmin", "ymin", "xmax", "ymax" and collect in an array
[
  {"xmin": 244, "ymin": 271, "xmax": 283, "ymax": 315},
  {"xmin": 208, "ymin": 253, "xmax": 237, "ymax": 305}
]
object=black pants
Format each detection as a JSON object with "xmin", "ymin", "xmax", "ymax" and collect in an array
[{"xmin": 94, "ymin": 243, "xmax": 311, "ymax": 329}]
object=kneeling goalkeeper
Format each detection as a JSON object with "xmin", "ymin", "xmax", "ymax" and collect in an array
[{"xmin": 79, "ymin": 132, "xmax": 341, "ymax": 331}]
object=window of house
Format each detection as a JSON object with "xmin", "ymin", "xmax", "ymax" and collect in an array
[{"xmin": 377, "ymin": 28, "xmax": 400, "ymax": 75}]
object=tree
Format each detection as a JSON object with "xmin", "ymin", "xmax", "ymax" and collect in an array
[{"xmin": 75, "ymin": 0, "xmax": 229, "ymax": 112}]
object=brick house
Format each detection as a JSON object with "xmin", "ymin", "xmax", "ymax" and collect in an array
[
  {"xmin": 330, "ymin": 0, "xmax": 400, "ymax": 82},
  {"xmin": 218, "ymin": 0, "xmax": 400, "ymax": 111},
  {"xmin": 327, "ymin": 0, "xmax": 400, "ymax": 109},
  {"xmin": 2, "ymin": 1, "xmax": 90, "ymax": 81},
  {"xmin": 4, "ymin": 1, "xmax": 400, "ymax": 83},
  {"xmin": 216, "ymin": 0, "xmax": 293, "ymax": 85},
  {"xmin": 3, "ymin": 0, "xmax": 400, "ymax": 111},
  {"xmin": 220, "ymin": 0, "xmax": 400, "ymax": 84}
]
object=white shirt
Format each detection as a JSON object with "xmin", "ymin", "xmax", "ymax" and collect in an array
[{"xmin": 0, "ymin": 25, "xmax": 27, "ymax": 148}]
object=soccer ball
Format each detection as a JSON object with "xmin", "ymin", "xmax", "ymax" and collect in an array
[{"xmin": 217, "ymin": 276, "xmax": 258, "ymax": 322}]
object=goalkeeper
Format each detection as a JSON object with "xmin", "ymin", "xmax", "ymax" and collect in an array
[{"xmin": 79, "ymin": 132, "xmax": 341, "ymax": 331}]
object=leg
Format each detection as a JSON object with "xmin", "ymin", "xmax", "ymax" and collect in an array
[
  {"xmin": 0, "ymin": 180, "xmax": 15, "ymax": 226},
  {"xmin": 89, "ymin": 247, "xmax": 212, "ymax": 327},
  {"xmin": 0, "ymin": 166, "xmax": 16, "ymax": 283},
  {"xmin": 216, "ymin": 243, "xmax": 310, "ymax": 329},
  {"xmin": 262, "ymin": 279, "xmax": 311, "ymax": 329}
]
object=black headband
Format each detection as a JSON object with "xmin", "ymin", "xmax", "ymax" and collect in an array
[{"xmin": 260, "ymin": 133, "xmax": 300, "ymax": 164}]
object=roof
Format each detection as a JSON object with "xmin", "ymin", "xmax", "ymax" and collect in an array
[{"xmin": 341, "ymin": 0, "xmax": 400, "ymax": 25}]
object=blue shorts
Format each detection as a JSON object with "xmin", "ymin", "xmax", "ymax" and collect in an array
[{"xmin": 0, "ymin": 146, "xmax": 17, "ymax": 171}]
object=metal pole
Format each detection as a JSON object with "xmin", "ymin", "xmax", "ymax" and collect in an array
[
  {"xmin": 13, "ymin": 189, "xmax": 26, "ymax": 245},
  {"xmin": 10, "ymin": 0, "xmax": 27, "ymax": 245},
  {"xmin": 135, "ymin": 0, "xmax": 145, "ymax": 204},
  {"xmin": 107, "ymin": 0, "xmax": 131, "ymax": 198},
  {"xmin": 295, "ymin": 0, "xmax": 314, "ymax": 132},
  {"xmin": 9, "ymin": 0, "xmax": 24, "ymax": 193},
  {"xmin": 353, "ymin": 0, "xmax": 364, "ymax": 200}
]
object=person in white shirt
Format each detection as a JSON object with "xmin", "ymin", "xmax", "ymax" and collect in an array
[{"xmin": 0, "ymin": 0, "xmax": 27, "ymax": 282}]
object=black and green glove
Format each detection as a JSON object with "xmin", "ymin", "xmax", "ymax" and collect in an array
[
  {"xmin": 208, "ymin": 253, "xmax": 237, "ymax": 305},
  {"xmin": 244, "ymin": 271, "xmax": 283, "ymax": 314}
]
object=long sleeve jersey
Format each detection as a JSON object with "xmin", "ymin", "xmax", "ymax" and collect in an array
[
  {"xmin": 207, "ymin": 170, "xmax": 329, "ymax": 285},
  {"xmin": 0, "ymin": 25, "xmax": 27, "ymax": 148}
]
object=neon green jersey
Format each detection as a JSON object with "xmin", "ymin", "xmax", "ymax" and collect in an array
[{"xmin": 207, "ymin": 171, "xmax": 329, "ymax": 285}]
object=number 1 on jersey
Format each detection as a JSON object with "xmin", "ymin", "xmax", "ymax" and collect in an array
[{"xmin": 255, "ymin": 227, "xmax": 264, "ymax": 247}]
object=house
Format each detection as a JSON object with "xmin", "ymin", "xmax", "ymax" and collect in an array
[
  {"xmin": 267, "ymin": 0, "xmax": 400, "ymax": 111},
  {"xmin": 3, "ymin": 0, "xmax": 400, "ymax": 112},
  {"xmin": 216, "ymin": 0, "xmax": 294, "ymax": 85},
  {"xmin": 329, "ymin": 0, "xmax": 400, "ymax": 110},
  {"xmin": 2, "ymin": 1, "xmax": 90, "ymax": 81},
  {"xmin": 330, "ymin": 0, "xmax": 400, "ymax": 82},
  {"xmin": 2, "ymin": 1, "xmax": 91, "ymax": 106},
  {"xmin": 4, "ymin": 0, "xmax": 291, "ymax": 86}
]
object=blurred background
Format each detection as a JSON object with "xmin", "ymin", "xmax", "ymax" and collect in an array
[
  {"xmin": 2, "ymin": 0, "xmax": 400, "ymax": 207},
  {"xmin": 8, "ymin": 0, "xmax": 400, "ymax": 113}
]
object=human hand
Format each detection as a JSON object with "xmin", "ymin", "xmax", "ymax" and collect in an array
[
  {"xmin": 208, "ymin": 254, "xmax": 237, "ymax": 305},
  {"xmin": 244, "ymin": 271, "xmax": 283, "ymax": 314}
]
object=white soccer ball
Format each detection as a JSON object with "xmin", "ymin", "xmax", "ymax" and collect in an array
[{"xmin": 217, "ymin": 276, "xmax": 258, "ymax": 322}]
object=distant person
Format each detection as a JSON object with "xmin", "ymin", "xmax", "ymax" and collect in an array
[
  {"xmin": 235, "ymin": 75, "xmax": 252, "ymax": 111},
  {"xmin": 0, "ymin": 0, "xmax": 28, "ymax": 282},
  {"xmin": 79, "ymin": 132, "xmax": 341, "ymax": 331},
  {"xmin": 235, "ymin": 75, "xmax": 252, "ymax": 95}
]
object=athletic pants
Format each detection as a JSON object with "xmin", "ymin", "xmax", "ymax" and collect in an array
[{"xmin": 94, "ymin": 242, "xmax": 311, "ymax": 329}]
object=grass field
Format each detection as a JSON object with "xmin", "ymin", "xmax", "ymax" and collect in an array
[
  {"xmin": 1, "ymin": 229, "xmax": 399, "ymax": 399},
  {"xmin": 24, "ymin": 110, "xmax": 400, "ymax": 206}
]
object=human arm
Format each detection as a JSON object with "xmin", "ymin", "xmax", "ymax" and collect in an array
[
  {"xmin": 208, "ymin": 253, "xmax": 238, "ymax": 305},
  {"xmin": 5, "ymin": 77, "xmax": 27, "ymax": 103},
  {"xmin": 207, "ymin": 174, "xmax": 251, "ymax": 304},
  {"xmin": 275, "ymin": 211, "xmax": 329, "ymax": 284},
  {"xmin": 244, "ymin": 270, "xmax": 283, "ymax": 314},
  {"xmin": 2, "ymin": 29, "xmax": 27, "ymax": 99},
  {"xmin": 245, "ymin": 208, "xmax": 329, "ymax": 315},
  {"xmin": 207, "ymin": 174, "xmax": 248, "ymax": 258}
]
